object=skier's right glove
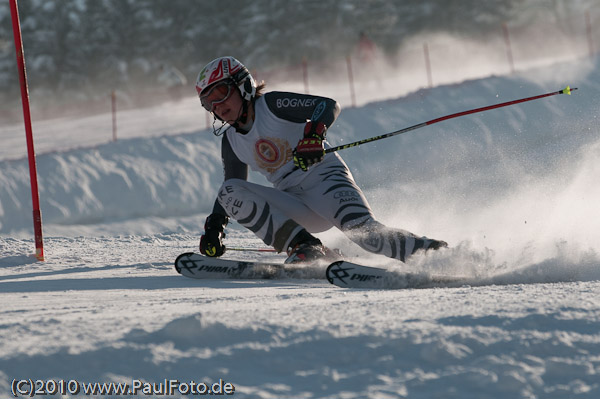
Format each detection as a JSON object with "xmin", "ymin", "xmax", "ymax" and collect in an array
[
  {"xmin": 199, "ymin": 213, "xmax": 229, "ymax": 257},
  {"xmin": 293, "ymin": 121, "xmax": 327, "ymax": 171}
]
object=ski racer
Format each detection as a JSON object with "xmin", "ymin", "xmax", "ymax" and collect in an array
[{"xmin": 196, "ymin": 56, "xmax": 447, "ymax": 264}]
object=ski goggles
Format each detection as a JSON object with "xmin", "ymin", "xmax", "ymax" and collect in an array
[{"xmin": 200, "ymin": 81, "xmax": 234, "ymax": 112}]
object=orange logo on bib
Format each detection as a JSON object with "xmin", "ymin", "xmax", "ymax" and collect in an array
[{"xmin": 254, "ymin": 138, "xmax": 292, "ymax": 173}]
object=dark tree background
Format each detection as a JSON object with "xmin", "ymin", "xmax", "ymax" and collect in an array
[{"xmin": 0, "ymin": 0, "xmax": 593, "ymax": 121}]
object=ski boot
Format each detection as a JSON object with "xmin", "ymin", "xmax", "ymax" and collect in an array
[{"xmin": 285, "ymin": 238, "xmax": 342, "ymax": 264}]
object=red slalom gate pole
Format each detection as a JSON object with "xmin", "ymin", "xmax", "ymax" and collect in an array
[
  {"xmin": 10, "ymin": 0, "xmax": 44, "ymax": 261},
  {"xmin": 326, "ymin": 86, "xmax": 577, "ymax": 154}
]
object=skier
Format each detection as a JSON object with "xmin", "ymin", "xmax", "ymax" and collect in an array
[{"xmin": 196, "ymin": 56, "xmax": 447, "ymax": 264}]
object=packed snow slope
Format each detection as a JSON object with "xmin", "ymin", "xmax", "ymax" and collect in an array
[{"xmin": 1, "ymin": 58, "xmax": 600, "ymax": 398}]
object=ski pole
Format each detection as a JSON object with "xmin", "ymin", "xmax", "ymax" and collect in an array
[
  {"xmin": 227, "ymin": 247, "xmax": 278, "ymax": 253},
  {"xmin": 325, "ymin": 86, "xmax": 577, "ymax": 154}
]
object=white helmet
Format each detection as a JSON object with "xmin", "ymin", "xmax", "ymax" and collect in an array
[{"xmin": 195, "ymin": 56, "xmax": 256, "ymax": 101}]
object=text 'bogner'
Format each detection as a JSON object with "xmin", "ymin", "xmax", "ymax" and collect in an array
[{"xmin": 276, "ymin": 98, "xmax": 318, "ymax": 108}]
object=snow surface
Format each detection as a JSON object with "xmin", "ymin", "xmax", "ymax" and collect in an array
[{"xmin": 1, "ymin": 57, "xmax": 600, "ymax": 398}]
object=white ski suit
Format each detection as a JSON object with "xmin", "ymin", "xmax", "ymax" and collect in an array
[{"xmin": 211, "ymin": 91, "xmax": 439, "ymax": 261}]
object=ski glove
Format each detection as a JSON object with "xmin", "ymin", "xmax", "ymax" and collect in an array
[
  {"xmin": 199, "ymin": 213, "xmax": 229, "ymax": 257},
  {"xmin": 293, "ymin": 121, "xmax": 327, "ymax": 171}
]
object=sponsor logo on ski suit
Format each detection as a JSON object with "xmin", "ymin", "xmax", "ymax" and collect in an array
[{"xmin": 254, "ymin": 137, "xmax": 293, "ymax": 174}]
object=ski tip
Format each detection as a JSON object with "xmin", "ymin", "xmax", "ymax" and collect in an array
[
  {"xmin": 174, "ymin": 252, "xmax": 196, "ymax": 274},
  {"xmin": 562, "ymin": 86, "xmax": 578, "ymax": 95}
]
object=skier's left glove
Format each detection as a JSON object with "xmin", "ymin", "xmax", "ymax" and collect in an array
[
  {"xmin": 199, "ymin": 213, "xmax": 228, "ymax": 257},
  {"xmin": 293, "ymin": 121, "xmax": 327, "ymax": 171}
]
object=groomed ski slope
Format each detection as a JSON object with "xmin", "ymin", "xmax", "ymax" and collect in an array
[{"xmin": 1, "ymin": 57, "xmax": 600, "ymax": 398}]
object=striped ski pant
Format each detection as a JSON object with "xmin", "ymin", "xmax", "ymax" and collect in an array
[{"xmin": 216, "ymin": 161, "xmax": 434, "ymax": 262}]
